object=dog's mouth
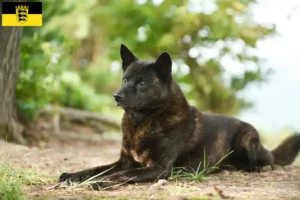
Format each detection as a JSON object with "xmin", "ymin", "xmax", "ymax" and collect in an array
[{"xmin": 115, "ymin": 102, "xmax": 141, "ymax": 109}]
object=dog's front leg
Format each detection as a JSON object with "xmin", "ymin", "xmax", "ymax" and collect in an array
[
  {"xmin": 58, "ymin": 161, "xmax": 123, "ymax": 183},
  {"xmin": 92, "ymin": 165, "xmax": 170, "ymax": 189},
  {"xmin": 58, "ymin": 153, "xmax": 140, "ymax": 184}
]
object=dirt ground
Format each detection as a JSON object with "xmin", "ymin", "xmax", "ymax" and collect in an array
[{"xmin": 1, "ymin": 135, "xmax": 300, "ymax": 200}]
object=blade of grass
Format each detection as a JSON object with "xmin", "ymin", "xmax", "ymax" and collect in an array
[{"xmin": 67, "ymin": 165, "xmax": 116, "ymax": 189}]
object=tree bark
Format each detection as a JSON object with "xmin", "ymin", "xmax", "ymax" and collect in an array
[{"xmin": 0, "ymin": 6, "xmax": 25, "ymax": 144}]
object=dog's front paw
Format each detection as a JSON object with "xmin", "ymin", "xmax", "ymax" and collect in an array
[{"xmin": 58, "ymin": 172, "xmax": 83, "ymax": 183}]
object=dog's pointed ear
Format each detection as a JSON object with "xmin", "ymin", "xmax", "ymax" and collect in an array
[
  {"xmin": 154, "ymin": 52, "xmax": 172, "ymax": 81},
  {"xmin": 120, "ymin": 44, "xmax": 138, "ymax": 71}
]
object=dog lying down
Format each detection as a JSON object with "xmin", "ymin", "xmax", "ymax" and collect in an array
[{"xmin": 58, "ymin": 44, "xmax": 300, "ymax": 189}]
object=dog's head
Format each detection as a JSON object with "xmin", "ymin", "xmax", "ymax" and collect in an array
[{"xmin": 114, "ymin": 44, "xmax": 172, "ymax": 111}]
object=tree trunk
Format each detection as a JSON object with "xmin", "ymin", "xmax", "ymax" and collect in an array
[{"xmin": 0, "ymin": 5, "xmax": 25, "ymax": 144}]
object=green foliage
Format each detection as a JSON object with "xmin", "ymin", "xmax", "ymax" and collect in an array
[
  {"xmin": 16, "ymin": 0, "xmax": 75, "ymax": 120},
  {"xmin": 84, "ymin": 0, "xmax": 275, "ymax": 115},
  {"xmin": 50, "ymin": 71, "xmax": 114, "ymax": 112},
  {"xmin": 17, "ymin": 34, "xmax": 70, "ymax": 120},
  {"xmin": 18, "ymin": 0, "xmax": 276, "ymax": 121}
]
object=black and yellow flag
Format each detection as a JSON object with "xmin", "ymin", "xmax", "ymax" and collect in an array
[{"xmin": 2, "ymin": 2, "xmax": 42, "ymax": 26}]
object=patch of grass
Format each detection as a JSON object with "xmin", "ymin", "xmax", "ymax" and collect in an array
[
  {"xmin": 21, "ymin": 167, "xmax": 54, "ymax": 186},
  {"xmin": 0, "ymin": 162, "xmax": 55, "ymax": 200},
  {"xmin": 170, "ymin": 150, "xmax": 233, "ymax": 182},
  {"xmin": 0, "ymin": 163, "xmax": 25, "ymax": 200}
]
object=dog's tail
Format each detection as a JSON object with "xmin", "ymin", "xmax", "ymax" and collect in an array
[{"xmin": 271, "ymin": 133, "xmax": 300, "ymax": 165}]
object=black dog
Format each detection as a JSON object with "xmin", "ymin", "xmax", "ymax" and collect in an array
[{"xmin": 59, "ymin": 44, "xmax": 300, "ymax": 187}]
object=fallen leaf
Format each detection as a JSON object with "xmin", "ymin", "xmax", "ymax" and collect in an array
[
  {"xmin": 45, "ymin": 183, "xmax": 60, "ymax": 190},
  {"xmin": 214, "ymin": 185, "xmax": 232, "ymax": 199}
]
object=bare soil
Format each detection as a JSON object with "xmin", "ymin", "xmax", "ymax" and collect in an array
[{"xmin": 1, "ymin": 135, "xmax": 300, "ymax": 200}]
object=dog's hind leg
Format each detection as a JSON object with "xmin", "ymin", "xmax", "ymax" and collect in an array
[
  {"xmin": 241, "ymin": 131, "xmax": 260, "ymax": 172},
  {"xmin": 257, "ymin": 146, "xmax": 274, "ymax": 170}
]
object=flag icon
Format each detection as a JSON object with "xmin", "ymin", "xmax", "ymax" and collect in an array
[{"xmin": 2, "ymin": 2, "xmax": 42, "ymax": 26}]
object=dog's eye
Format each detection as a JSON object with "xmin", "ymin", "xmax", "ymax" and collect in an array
[
  {"xmin": 123, "ymin": 79, "xmax": 128, "ymax": 85},
  {"xmin": 139, "ymin": 81, "xmax": 146, "ymax": 87}
]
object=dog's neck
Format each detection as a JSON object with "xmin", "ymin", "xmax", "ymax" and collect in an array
[{"xmin": 124, "ymin": 108, "xmax": 156, "ymax": 126}]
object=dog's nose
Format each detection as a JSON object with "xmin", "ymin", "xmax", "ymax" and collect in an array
[{"xmin": 113, "ymin": 93, "xmax": 123, "ymax": 102}]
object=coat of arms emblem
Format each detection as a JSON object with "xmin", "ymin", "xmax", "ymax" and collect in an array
[{"xmin": 16, "ymin": 5, "xmax": 28, "ymax": 23}]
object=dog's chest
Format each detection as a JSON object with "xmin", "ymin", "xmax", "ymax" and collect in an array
[
  {"xmin": 130, "ymin": 149, "xmax": 150, "ymax": 164},
  {"xmin": 122, "ymin": 145, "xmax": 152, "ymax": 166},
  {"xmin": 122, "ymin": 115, "xmax": 159, "ymax": 166},
  {"xmin": 123, "ymin": 130, "xmax": 153, "ymax": 165}
]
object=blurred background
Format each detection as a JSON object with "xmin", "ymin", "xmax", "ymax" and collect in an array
[{"xmin": 3, "ymin": 0, "xmax": 300, "ymax": 147}]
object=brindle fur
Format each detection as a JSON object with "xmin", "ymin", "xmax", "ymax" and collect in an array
[{"xmin": 59, "ymin": 44, "xmax": 300, "ymax": 188}]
